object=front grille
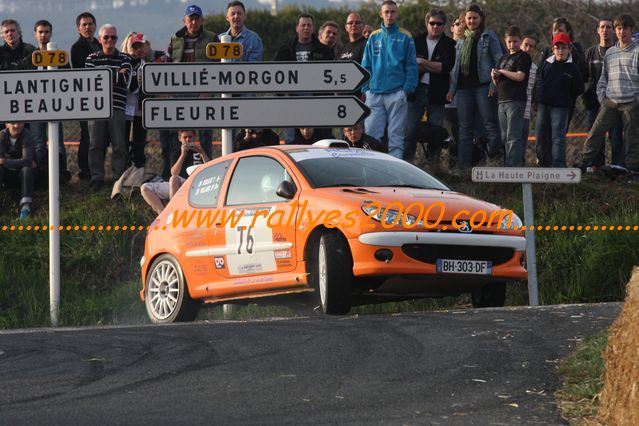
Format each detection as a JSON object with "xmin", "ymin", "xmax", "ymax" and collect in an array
[{"xmin": 402, "ymin": 244, "xmax": 515, "ymax": 265}]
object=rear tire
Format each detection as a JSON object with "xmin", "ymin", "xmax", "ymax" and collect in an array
[
  {"xmin": 316, "ymin": 232, "xmax": 353, "ymax": 315},
  {"xmin": 471, "ymin": 282, "xmax": 506, "ymax": 308},
  {"xmin": 145, "ymin": 254, "xmax": 200, "ymax": 323}
]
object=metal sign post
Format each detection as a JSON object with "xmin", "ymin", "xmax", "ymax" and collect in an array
[
  {"xmin": 472, "ymin": 167, "xmax": 582, "ymax": 306},
  {"xmin": 220, "ymin": 34, "xmax": 233, "ymax": 156},
  {"xmin": 1, "ymin": 66, "xmax": 112, "ymax": 326},
  {"xmin": 47, "ymin": 42, "xmax": 61, "ymax": 326}
]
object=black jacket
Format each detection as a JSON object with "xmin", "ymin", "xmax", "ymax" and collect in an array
[
  {"xmin": 273, "ymin": 34, "xmax": 334, "ymax": 61},
  {"xmin": 0, "ymin": 128, "xmax": 34, "ymax": 169},
  {"xmin": 0, "ymin": 41, "xmax": 36, "ymax": 70},
  {"xmin": 233, "ymin": 129, "xmax": 281, "ymax": 152},
  {"xmin": 70, "ymin": 36, "xmax": 100, "ymax": 69},
  {"xmin": 413, "ymin": 33, "xmax": 456, "ymax": 105},
  {"xmin": 537, "ymin": 57, "xmax": 584, "ymax": 108}
]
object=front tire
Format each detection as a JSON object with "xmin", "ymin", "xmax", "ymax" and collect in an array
[
  {"xmin": 316, "ymin": 232, "xmax": 353, "ymax": 315},
  {"xmin": 471, "ymin": 282, "xmax": 506, "ymax": 308},
  {"xmin": 145, "ymin": 254, "xmax": 199, "ymax": 323}
]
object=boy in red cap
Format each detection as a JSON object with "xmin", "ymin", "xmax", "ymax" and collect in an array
[{"xmin": 534, "ymin": 32, "xmax": 584, "ymax": 167}]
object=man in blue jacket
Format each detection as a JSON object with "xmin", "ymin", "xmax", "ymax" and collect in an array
[{"xmin": 362, "ymin": 1, "xmax": 418, "ymax": 159}]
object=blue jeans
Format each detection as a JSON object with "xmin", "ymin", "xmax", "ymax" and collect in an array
[
  {"xmin": 535, "ymin": 104, "xmax": 569, "ymax": 167},
  {"xmin": 520, "ymin": 118, "xmax": 531, "ymax": 165},
  {"xmin": 78, "ymin": 120, "xmax": 90, "ymax": 175},
  {"xmin": 587, "ymin": 107, "xmax": 625, "ymax": 167},
  {"xmin": 31, "ymin": 121, "xmax": 67, "ymax": 173},
  {"xmin": 498, "ymin": 101, "xmax": 525, "ymax": 166},
  {"xmin": 456, "ymin": 85, "xmax": 502, "ymax": 168},
  {"xmin": 89, "ymin": 109, "xmax": 127, "ymax": 182},
  {"xmin": 365, "ymin": 90, "xmax": 408, "ymax": 159},
  {"xmin": 0, "ymin": 166, "xmax": 33, "ymax": 206},
  {"xmin": 404, "ymin": 83, "xmax": 445, "ymax": 162}
]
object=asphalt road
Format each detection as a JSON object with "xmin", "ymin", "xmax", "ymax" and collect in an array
[{"xmin": 0, "ymin": 303, "xmax": 620, "ymax": 425}]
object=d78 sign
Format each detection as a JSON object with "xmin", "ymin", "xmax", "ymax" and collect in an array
[{"xmin": 32, "ymin": 50, "xmax": 69, "ymax": 67}]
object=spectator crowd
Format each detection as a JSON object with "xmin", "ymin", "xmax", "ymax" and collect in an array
[{"xmin": 0, "ymin": 1, "xmax": 637, "ymax": 217}]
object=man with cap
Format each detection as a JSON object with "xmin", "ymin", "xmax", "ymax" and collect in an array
[
  {"xmin": 535, "ymin": 31, "xmax": 584, "ymax": 167},
  {"xmin": 168, "ymin": 4, "xmax": 219, "ymax": 159}
]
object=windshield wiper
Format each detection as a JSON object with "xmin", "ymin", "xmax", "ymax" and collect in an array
[
  {"xmin": 374, "ymin": 184, "xmax": 436, "ymax": 190},
  {"xmin": 318, "ymin": 183, "xmax": 362, "ymax": 188}
]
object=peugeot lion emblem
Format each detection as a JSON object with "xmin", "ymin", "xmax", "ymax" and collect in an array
[{"xmin": 457, "ymin": 220, "xmax": 473, "ymax": 233}]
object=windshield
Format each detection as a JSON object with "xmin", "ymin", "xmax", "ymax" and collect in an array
[{"xmin": 289, "ymin": 148, "xmax": 449, "ymax": 190}]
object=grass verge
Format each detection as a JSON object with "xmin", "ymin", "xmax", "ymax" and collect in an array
[{"xmin": 556, "ymin": 331, "xmax": 607, "ymax": 424}]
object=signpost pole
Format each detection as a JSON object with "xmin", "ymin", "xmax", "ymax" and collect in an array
[
  {"xmin": 472, "ymin": 167, "xmax": 581, "ymax": 307},
  {"xmin": 522, "ymin": 183, "xmax": 539, "ymax": 306},
  {"xmin": 220, "ymin": 34, "xmax": 232, "ymax": 156},
  {"xmin": 47, "ymin": 41, "xmax": 60, "ymax": 326}
]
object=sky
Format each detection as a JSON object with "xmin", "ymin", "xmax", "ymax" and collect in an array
[{"xmin": 0, "ymin": 0, "xmax": 365, "ymax": 53}]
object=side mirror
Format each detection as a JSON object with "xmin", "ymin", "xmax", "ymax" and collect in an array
[{"xmin": 276, "ymin": 180, "xmax": 296, "ymax": 200}]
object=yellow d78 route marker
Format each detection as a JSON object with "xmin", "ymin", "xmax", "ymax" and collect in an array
[
  {"xmin": 206, "ymin": 42, "xmax": 243, "ymax": 60},
  {"xmin": 32, "ymin": 50, "xmax": 69, "ymax": 67}
]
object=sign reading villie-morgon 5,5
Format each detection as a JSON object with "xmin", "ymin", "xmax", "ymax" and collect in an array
[{"xmin": 0, "ymin": 68, "xmax": 112, "ymax": 122}]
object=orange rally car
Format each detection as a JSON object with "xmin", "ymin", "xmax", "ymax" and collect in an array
[{"xmin": 140, "ymin": 141, "xmax": 527, "ymax": 323}]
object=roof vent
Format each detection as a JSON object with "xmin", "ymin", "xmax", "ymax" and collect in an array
[{"xmin": 312, "ymin": 139, "xmax": 351, "ymax": 148}]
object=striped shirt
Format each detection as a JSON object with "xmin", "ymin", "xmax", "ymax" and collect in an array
[
  {"xmin": 182, "ymin": 36, "xmax": 198, "ymax": 62},
  {"xmin": 597, "ymin": 40, "xmax": 639, "ymax": 104},
  {"xmin": 85, "ymin": 49, "xmax": 132, "ymax": 111},
  {"xmin": 524, "ymin": 62, "xmax": 537, "ymax": 119}
]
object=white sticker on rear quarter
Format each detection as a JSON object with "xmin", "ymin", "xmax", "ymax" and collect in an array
[{"xmin": 224, "ymin": 208, "xmax": 277, "ymax": 276}]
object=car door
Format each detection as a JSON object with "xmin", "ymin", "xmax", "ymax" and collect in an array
[{"xmin": 207, "ymin": 155, "xmax": 300, "ymax": 290}]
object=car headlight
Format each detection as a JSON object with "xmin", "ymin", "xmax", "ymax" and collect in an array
[
  {"xmin": 499, "ymin": 211, "xmax": 523, "ymax": 230},
  {"xmin": 361, "ymin": 205, "xmax": 420, "ymax": 226}
]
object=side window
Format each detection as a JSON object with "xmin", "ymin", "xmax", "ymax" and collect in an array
[
  {"xmin": 226, "ymin": 156, "xmax": 292, "ymax": 206},
  {"xmin": 188, "ymin": 160, "xmax": 231, "ymax": 208}
]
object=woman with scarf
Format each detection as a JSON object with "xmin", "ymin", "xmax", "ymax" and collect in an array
[{"xmin": 446, "ymin": 3, "xmax": 505, "ymax": 170}]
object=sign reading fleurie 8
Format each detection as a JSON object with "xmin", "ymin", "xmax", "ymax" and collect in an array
[{"xmin": 0, "ymin": 68, "xmax": 112, "ymax": 122}]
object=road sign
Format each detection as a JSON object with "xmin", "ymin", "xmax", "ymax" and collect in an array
[
  {"xmin": 32, "ymin": 50, "xmax": 69, "ymax": 67},
  {"xmin": 472, "ymin": 166, "xmax": 582, "ymax": 307},
  {"xmin": 0, "ymin": 68, "xmax": 112, "ymax": 122},
  {"xmin": 142, "ymin": 61, "xmax": 369, "ymax": 94},
  {"xmin": 472, "ymin": 167, "xmax": 581, "ymax": 184},
  {"xmin": 142, "ymin": 96, "xmax": 370, "ymax": 129},
  {"xmin": 206, "ymin": 42, "xmax": 243, "ymax": 60}
]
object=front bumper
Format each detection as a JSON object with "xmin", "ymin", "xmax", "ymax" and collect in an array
[{"xmin": 350, "ymin": 231, "xmax": 527, "ymax": 280}]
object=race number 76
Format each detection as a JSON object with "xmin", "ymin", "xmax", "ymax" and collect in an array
[{"xmin": 237, "ymin": 226, "xmax": 254, "ymax": 254}]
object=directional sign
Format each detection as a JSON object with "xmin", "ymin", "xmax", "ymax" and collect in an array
[
  {"xmin": 32, "ymin": 50, "xmax": 69, "ymax": 67},
  {"xmin": 0, "ymin": 68, "xmax": 112, "ymax": 122},
  {"xmin": 472, "ymin": 167, "xmax": 581, "ymax": 184},
  {"xmin": 206, "ymin": 42, "xmax": 243, "ymax": 60},
  {"xmin": 142, "ymin": 96, "xmax": 370, "ymax": 129},
  {"xmin": 142, "ymin": 61, "xmax": 369, "ymax": 94}
]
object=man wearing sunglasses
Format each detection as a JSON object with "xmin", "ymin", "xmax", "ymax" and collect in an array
[
  {"xmin": 404, "ymin": 9, "xmax": 456, "ymax": 163},
  {"xmin": 85, "ymin": 24, "xmax": 132, "ymax": 192},
  {"xmin": 337, "ymin": 12, "xmax": 366, "ymax": 63}
]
